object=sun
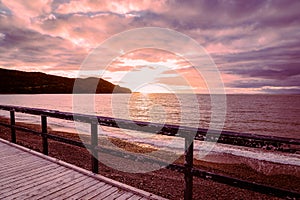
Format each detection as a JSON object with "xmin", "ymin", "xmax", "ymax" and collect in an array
[{"xmin": 134, "ymin": 83, "xmax": 170, "ymax": 94}]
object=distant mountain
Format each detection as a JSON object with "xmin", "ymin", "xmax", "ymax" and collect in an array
[{"xmin": 0, "ymin": 68, "xmax": 131, "ymax": 94}]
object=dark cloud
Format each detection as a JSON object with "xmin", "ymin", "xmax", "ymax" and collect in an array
[
  {"xmin": 0, "ymin": 16, "xmax": 86, "ymax": 70},
  {"xmin": 130, "ymin": 0, "xmax": 299, "ymax": 32},
  {"xmin": 216, "ymin": 40, "xmax": 300, "ymax": 84},
  {"xmin": 261, "ymin": 88, "xmax": 300, "ymax": 94},
  {"xmin": 225, "ymin": 63, "xmax": 300, "ymax": 80},
  {"xmin": 0, "ymin": 0, "xmax": 299, "ymax": 93},
  {"xmin": 228, "ymin": 75, "xmax": 300, "ymax": 88}
]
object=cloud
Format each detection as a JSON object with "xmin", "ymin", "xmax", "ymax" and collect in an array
[
  {"xmin": 2, "ymin": 0, "xmax": 52, "ymax": 24},
  {"xmin": 228, "ymin": 75, "xmax": 300, "ymax": 88},
  {"xmin": 261, "ymin": 87, "xmax": 300, "ymax": 94},
  {"xmin": 0, "ymin": 0, "xmax": 299, "ymax": 93},
  {"xmin": 105, "ymin": 65, "xmax": 135, "ymax": 72},
  {"xmin": 0, "ymin": 13, "xmax": 86, "ymax": 72},
  {"xmin": 55, "ymin": 0, "xmax": 168, "ymax": 15}
]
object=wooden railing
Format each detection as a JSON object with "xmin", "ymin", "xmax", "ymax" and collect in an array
[{"xmin": 0, "ymin": 105, "xmax": 299, "ymax": 199}]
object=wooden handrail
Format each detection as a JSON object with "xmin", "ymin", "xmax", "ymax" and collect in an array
[
  {"xmin": 0, "ymin": 105, "xmax": 299, "ymax": 150},
  {"xmin": 0, "ymin": 104, "xmax": 299, "ymax": 199}
]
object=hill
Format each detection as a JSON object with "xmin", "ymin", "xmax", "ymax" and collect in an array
[{"xmin": 0, "ymin": 68, "xmax": 131, "ymax": 94}]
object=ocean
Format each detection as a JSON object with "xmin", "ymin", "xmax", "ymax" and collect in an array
[{"xmin": 0, "ymin": 94, "xmax": 299, "ymax": 138}]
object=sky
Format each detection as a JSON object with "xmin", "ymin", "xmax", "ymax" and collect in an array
[{"xmin": 0, "ymin": 0, "xmax": 299, "ymax": 94}]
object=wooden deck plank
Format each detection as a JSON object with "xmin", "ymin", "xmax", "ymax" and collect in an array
[
  {"xmin": 25, "ymin": 174, "xmax": 88, "ymax": 200},
  {"xmin": 79, "ymin": 184, "xmax": 113, "ymax": 199},
  {"xmin": 102, "ymin": 189, "xmax": 127, "ymax": 200},
  {"xmin": 0, "ymin": 139, "xmax": 167, "ymax": 200},
  {"xmin": 0, "ymin": 151, "xmax": 29, "ymax": 160},
  {"xmin": 115, "ymin": 192, "xmax": 135, "ymax": 200},
  {"xmin": 5, "ymin": 170, "xmax": 81, "ymax": 199},
  {"xmin": 91, "ymin": 187, "xmax": 118, "ymax": 200},
  {"xmin": 52, "ymin": 177, "xmax": 99, "ymax": 199},
  {"xmin": 0, "ymin": 148, "xmax": 22, "ymax": 155},
  {"xmin": 0, "ymin": 158, "xmax": 47, "ymax": 173},
  {"xmin": 0, "ymin": 166, "xmax": 69, "ymax": 194},
  {"xmin": 0, "ymin": 151, "xmax": 36, "ymax": 160},
  {"xmin": 0, "ymin": 153, "xmax": 49, "ymax": 167},
  {"xmin": 43, "ymin": 176, "xmax": 97, "ymax": 199},
  {"xmin": 127, "ymin": 195, "xmax": 143, "ymax": 200},
  {"xmin": 0, "ymin": 164, "xmax": 58, "ymax": 189},
  {"xmin": 0, "ymin": 163, "xmax": 59, "ymax": 185},
  {"xmin": 0, "ymin": 154, "xmax": 39, "ymax": 166},
  {"xmin": 0, "ymin": 167, "xmax": 64, "ymax": 192},
  {"xmin": 1, "ymin": 170, "xmax": 73, "ymax": 199},
  {"xmin": 0, "ymin": 144, "xmax": 25, "ymax": 152},
  {"xmin": 0, "ymin": 162, "xmax": 44, "ymax": 175},
  {"xmin": 59, "ymin": 180, "xmax": 104, "ymax": 200},
  {"xmin": 0, "ymin": 160, "xmax": 42, "ymax": 173},
  {"xmin": 0, "ymin": 161, "xmax": 56, "ymax": 179},
  {"xmin": 0, "ymin": 143, "xmax": 19, "ymax": 149}
]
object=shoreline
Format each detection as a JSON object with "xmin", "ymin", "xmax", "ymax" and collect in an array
[
  {"xmin": 3, "ymin": 112, "xmax": 299, "ymax": 167},
  {"xmin": 0, "ymin": 116, "xmax": 299, "ymax": 199}
]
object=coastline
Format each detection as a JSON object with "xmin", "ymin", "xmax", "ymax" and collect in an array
[{"xmin": 0, "ymin": 116, "xmax": 299, "ymax": 199}]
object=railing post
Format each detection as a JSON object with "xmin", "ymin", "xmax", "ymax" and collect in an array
[
  {"xmin": 10, "ymin": 110, "xmax": 16, "ymax": 143},
  {"xmin": 184, "ymin": 135, "xmax": 194, "ymax": 200},
  {"xmin": 91, "ymin": 120, "xmax": 99, "ymax": 174},
  {"xmin": 41, "ymin": 115, "xmax": 48, "ymax": 155}
]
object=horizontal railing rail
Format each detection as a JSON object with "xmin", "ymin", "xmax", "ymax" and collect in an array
[
  {"xmin": 0, "ymin": 104, "xmax": 299, "ymax": 199},
  {"xmin": 0, "ymin": 105, "xmax": 299, "ymax": 150}
]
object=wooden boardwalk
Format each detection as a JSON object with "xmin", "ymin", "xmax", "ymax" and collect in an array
[{"xmin": 0, "ymin": 139, "xmax": 167, "ymax": 200}]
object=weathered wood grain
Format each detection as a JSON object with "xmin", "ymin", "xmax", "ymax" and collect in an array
[{"xmin": 0, "ymin": 139, "xmax": 167, "ymax": 200}]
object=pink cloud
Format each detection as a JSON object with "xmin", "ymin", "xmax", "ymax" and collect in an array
[
  {"xmin": 105, "ymin": 65, "xmax": 135, "ymax": 72},
  {"xmin": 1, "ymin": 0, "xmax": 299, "ymax": 93},
  {"xmin": 121, "ymin": 49, "xmax": 180, "ymax": 63},
  {"xmin": 2, "ymin": 0, "xmax": 52, "ymax": 24},
  {"xmin": 56, "ymin": 0, "xmax": 167, "ymax": 15}
]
